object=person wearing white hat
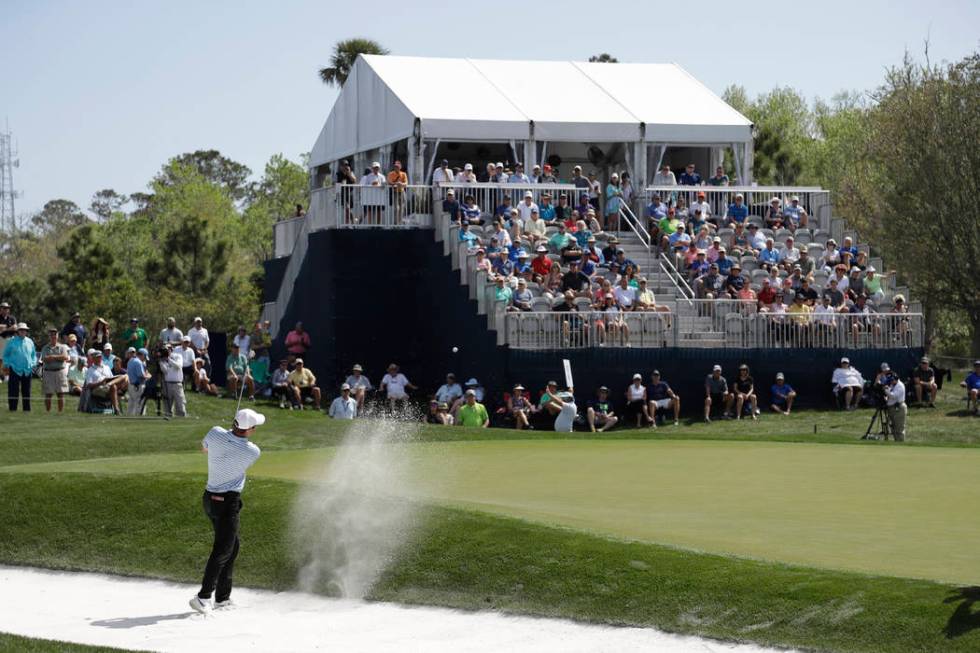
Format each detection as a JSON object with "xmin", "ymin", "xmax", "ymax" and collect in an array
[
  {"xmin": 358, "ymin": 161, "xmax": 386, "ymax": 224},
  {"xmin": 344, "ymin": 363, "xmax": 373, "ymax": 410},
  {"xmin": 190, "ymin": 408, "xmax": 264, "ymax": 614},
  {"xmin": 782, "ymin": 195, "xmax": 808, "ymax": 229},
  {"xmin": 3, "ymin": 322, "xmax": 36, "ymax": 411},
  {"xmin": 328, "ymin": 383, "xmax": 357, "ymax": 419},
  {"xmin": 704, "ymin": 364, "xmax": 733, "ymax": 422},
  {"xmin": 83, "ymin": 349, "xmax": 124, "ymax": 414},
  {"xmin": 40, "ymin": 326, "xmax": 71, "ymax": 413},
  {"xmin": 831, "ymin": 357, "xmax": 865, "ymax": 410}
]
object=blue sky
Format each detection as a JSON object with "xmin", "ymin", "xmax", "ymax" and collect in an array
[{"xmin": 3, "ymin": 0, "xmax": 978, "ymax": 215}]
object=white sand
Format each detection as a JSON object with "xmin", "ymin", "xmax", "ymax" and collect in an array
[{"xmin": 0, "ymin": 566, "xmax": 792, "ymax": 653}]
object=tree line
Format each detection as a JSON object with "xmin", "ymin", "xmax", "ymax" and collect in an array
[{"xmin": 0, "ymin": 150, "xmax": 308, "ymax": 341}]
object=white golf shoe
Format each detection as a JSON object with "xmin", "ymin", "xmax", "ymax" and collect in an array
[
  {"xmin": 214, "ymin": 598, "xmax": 236, "ymax": 610},
  {"xmin": 189, "ymin": 595, "xmax": 212, "ymax": 614}
]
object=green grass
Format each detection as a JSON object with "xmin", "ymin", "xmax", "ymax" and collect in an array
[
  {"xmin": 1, "ymin": 472, "xmax": 978, "ymax": 653},
  {"xmin": 0, "ymin": 632, "xmax": 141, "ymax": 652},
  {"xmin": 7, "ymin": 439, "xmax": 979, "ymax": 584},
  {"xmin": 1, "ymin": 381, "xmax": 977, "ymax": 468}
]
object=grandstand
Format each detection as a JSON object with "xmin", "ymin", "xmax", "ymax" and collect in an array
[{"xmin": 261, "ymin": 55, "xmax": 923, "ymax": 406}]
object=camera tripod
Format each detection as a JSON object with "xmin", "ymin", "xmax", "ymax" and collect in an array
[{"xmin": 862, "ymin": 404, "xmax": 891, "ymax": 440}]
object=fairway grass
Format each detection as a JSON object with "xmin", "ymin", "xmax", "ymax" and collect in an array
[
  {"xmin": 6, "ymin": 439, "xmax": 979, "ymax": 584},
  {"xmin": 0, "ymin": 633, "xmax": 140, "ymax": 653},
  {"xmin": 1, "ymin": 472, "xmax": 978, "ymax": 653}
]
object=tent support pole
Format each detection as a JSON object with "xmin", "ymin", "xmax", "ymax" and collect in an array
[
  {"xmin": 424, "ymin": 138, "xmax": 441, "ymax": 185},
  {"xmin": 742, "ymin": 140, "xmax": 754, "ymax": 185}
]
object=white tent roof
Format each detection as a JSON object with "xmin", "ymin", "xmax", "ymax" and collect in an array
[{"xmin": 310, "ymin": 55, "xmax": 752, "ymax": 167}]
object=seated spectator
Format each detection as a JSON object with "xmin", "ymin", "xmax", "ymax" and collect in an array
[
  {"xmin": 456, "ymin": 389, "xmax": 489, "ymax": 428},
  {"xmin": 647, "ymin": 370, "xmax": 680, "ymax": 426},
  {"xmin": 126, "ymin": 348, "xmax": 151, "ymax": 415},
  {"xmin": 548, "ymin": 222, "xmax": 574, "ymax": 255},
  {"xmin": 839, "ymin": 236, "xmax": 858, "ymax": 259},
  {"xmin": 696, "ymin": 263, "xmax": 723, "ymax": 299},
  {"xmin": 704, "ymin": 364, "xmax": 733, "ymax": 422},
  {"xmin": 561, "ymin": 260, "xmax": 592, "ymax": 298},
  {"xmin": 381, "ymin": 363, "xmax": 416, "ymax": 411},
  {"xmin": 538, "ymin": 193, "xmax": 557, "ymax": 222},
  {"xmin": 770, "ymin": 372, "xmax": 797, "ymax": 415},
  {"xmin": 723, "ymin": 264, "xmax": 747, "ymax": 298},
  {"xmin": 461, "ymin": 195, "xmax": 483, "ymax": 225},
  {"xmin": 848, "ymin": 294, "xmax": 880, "ymax": 343},
  {"xmin": 797, "ymin": 277, "xmax": 818, "ymax": 305},
  {"xmin": 193, "ymin": 357, "xmax": 219, "ymax": 397},
  {"xmin": 225, "ymin": 343, "xmax": 255, "ymax": 401},
  {"xmin": 733, "ymin": 364, "xmax": 759, "ymax": 419},
  {"xmin": 329, "ymin": 384, "xmax": 358, "ymax": 420},
  {"xmin": 506, "ymin": 384, "xmax": 535, "ymax": 430},
  {"xmin": 911, "ymin": 356, "xmax": 938, "ymax": 407},
  {"xmin": 523, "ymin": 208, "xmax": 547, "ymax": 246},
  {"xmin": 724, "ymin": 194, "xmax": 749, "ymax": 225},
  {"xmin": 757, "ymin": 278, "xmax": 778, "ymax": 311},
  {"xmin": 625, "ymin": 373, "xmax": 651, "ymax": 427},
  {"xmin": 271, "ymin": 359, "xmax": 292, "ymax": 408},
  {"xmin": 813, "ymin": 295, "xmax": 838, "ymax": 337},
  {"xmin": 665, "ymin": 222, "xmax": 692, "ymax": 255},
  {"xmin": 554, "ymin": 291, "xmax": 588, "ymax": 344},
  {"xmin": 961, "ymin": 360, "xmax": 980, "ymax": 415},
  {"xmin": 764, "ymin": 197, "xmax": 783, "ymax": 229},
  {"xmin": 435, "ymin": 373, "xmax": 463, "ymax": 405},
  {"xmin": 797, "ymin": 248, "xmax": 816, "ymax": 277},
  {"xmin": 442, "ymin": 189, "xmax": 461, "ymax": 222},
  {"xmin": 596, "ymin": 293, "xmax": 628, "ymax": 346},
  {"xmin": 821, "ymin": 239, "xmax": 841, "ymax": 270},
  {"xmin": 538, "ymin": 380, "xmax": 563, "ymax": 416},
  {"xmin": 822, "ymin": 278, "xmax": 845, "ymax": 309},
  {"xmin": 84, "ymin": 349, "xmax": 123, "ymax": 414},
  {"xmin": 691, "ymin": 191, "xmax": 712, "ymax": 224},
  {"xmin": 68, "ymin": 356, "xmax": 87, "ymax": 396},
  {"xmin": 509, "ymin": 278, "xmax": 533, "ymax": 312},
  {"xmin": 687, "ymin": 250, "xmax": 710, "ymax": 281},
  {"xmin": 495, "ymin": 194, "xmax": 514, "ymax": 221},
  {"xmin": 779, "ymin": 237, "xmax": 800, "ymax": 270},
  {"xmin": 759, "ymin": 238, "xmax": 781, "ymax": 270},
  {"xmin": 513, "ymin": 250, "xmax": 531, "ymax": 275},
  {"xmin": 832, "ymin": 357, "xmax": 864, "ymax": 410},
  {"xmin": 782, "ymin": 195, "xmax": 808, "ymax": 229},
  {"xmin": 473, "ymin": 248, "xmax": 492, "ymax": 275},
  {"xmin": 846, "ymin": 267, "xmax": 865, "ymax": 301},
  {"xmin": 863, "ymin": 266, "xmax": 885, "ymax": 303},
  {"xmin": 746, "ymin": 223, "xmax": 766, "ymax": 254},
  {"xmin": 493, "ymin": 275, "xmax": 513, "ymax": 307},
  {"xmin": 344, "ymin": 364, "xmax": 373, "ymax": 410},
  {"xmin": 587, "ymin": 386, "xmax": 619, "ymax": 432}
]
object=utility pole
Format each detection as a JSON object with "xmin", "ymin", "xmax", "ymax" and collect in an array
[{"xmin": 0, "ymin": 120, "xmax": 21, "ymax": 233}]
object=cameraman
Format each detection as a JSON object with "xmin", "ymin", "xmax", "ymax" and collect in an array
[{"xmin": 879, "ymin": 363, "xmax": 907, "ymax": 441}]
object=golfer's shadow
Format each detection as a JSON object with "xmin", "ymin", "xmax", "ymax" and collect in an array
[
  {"xmin": 944, "ymin": 587, "xmax": 980, "ymax": 639},
  {"xmin": 91, "ymin": 612, "xmax": 193, "ymax": 629}
]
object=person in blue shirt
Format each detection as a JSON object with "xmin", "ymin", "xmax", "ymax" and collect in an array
[
  {"xmin": 646, "ymin": 195, "xmax": 668, "ymax": 222},
  {"xmin": 461, "ymin": 195, "xmax": 483, "ymax": 225},
  {"xmin": 678, "ymin": 164, "xmax": 703, "ymax": 186},
  {"xmin": 668, "ymin": 224, "xmax": 692, "ymax": 253},
  {"xmin": 458, "ymin": 223, "xmax": 481, "ymax": 248},
  {"xmin": 725, "ymin": 194, "xmax": 749, "ymax": 225},
  {"xmin": 758, "ymin": 239, "xmax": 781, "ymax": 269},
  {"xmin": 126, "ymin": 348, "xmax": 151, "ymax": 416},
  {"xmin": 962, "ymin": 360, "xmax": 980, "ymax": 415},
  {"xmin": 538, "ymin": 194, "xmax": 557, "ymax": 222},
  {"xmin": 442, "ymin": 190, "xmax": 461, "ymax": 223},
  {"xmin": 838, "ymin": 236, "xmax": 858, "ymax": 259},
  {"xmin": 514, "ymin": 252, "xmax": 531, "ymax": 275},
  {"xmin": 647, "ymin": 370, "xmax": 680, "ymax": 426},
  {"xmin": 715, "ymin": 249, "xmax": 735, "ymax": 276},
  {"xmin": 3, "ymin": 322, "xmax": 37, "ymax": 411},
  {"xmin": 769, "ymin": 372, "xmax": 797, "ymax": 415},
  {"xmin": 495, "ymin": 195, "xmax": 513, "ymax": 220}
]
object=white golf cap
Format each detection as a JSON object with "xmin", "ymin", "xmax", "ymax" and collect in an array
[
  {"xmin": 632, "ymin": 373, "xmax": 642, "ymax": 380},
  {"xmin": 464, "ymin": 163, "xmax": 473, "ymax": 170},
  {"xmin": 776, "ymin": 372, "xmax": 785, "ymax": 380},
  {"xmin": 371, "ymin": 161, "xmax": 380, "ymax": 168},
  {"xmin": 15, "ymin": 322, "xmax": 29, "ymax": 330},
  {"xmin": 713, "ymin": 364, "xmax": 722, "ymax": 372},
  {"xmin": 194, "ymin": 316, "xmax": 203, "ymax": 322},
  {"xmin": 103, "ymin": 343, "xmax": 112, "ymax": 351},
  {"xmin": 341, "ymin": 383, "xmax": 351, "ymax": 390},
  {"xmin": 524, "ymin": 190, "xmax": 533, "ymax": 197},
  {"xmin": 866, "ymin": 266, "xmax": 875, "ymax": 272},
  {"xmin": 234, "ymin": 408, "xmax": 266, "ymax": 430},
  {"xmin": 87, "ymin": 348, "xmax": 100, "ymax": 356},
  {"xmin": 465, "ymin": 377, "xmax": 479, "ymax": 386}
]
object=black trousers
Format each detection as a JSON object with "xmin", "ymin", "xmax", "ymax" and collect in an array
[
  {"xmin": 8, "ymin": 371, "xmax": 31, "ymax": 411},
  {"xmin": 198, "ymin": 490, "xmax": 241, "ymax": 602}
]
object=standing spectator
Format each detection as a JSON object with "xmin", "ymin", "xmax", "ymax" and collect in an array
[
  {"xmin": 232, "ymin": 326, "xmax": 251, "ymax": 357},
  {"xmin": 625, "ymin": 373, "xmax": 650, "ymax": 427},
  {"xmin": 329, "ymin": 384, "xmax": 358, "ymax": 419},
  {"xmin": 707, "ymin": 166, "xmax": 729, "ymax": 186},
  {"xmin": 61, "ymin": 312, "xmax": 87, "ymax": 356},
  {"xmin": 604, "ymin": 173, "xmax": 623, "ymax": 231},
  {"xmin": 159, "ymin": 344, "xmax": 187, "ymax": 417},
  {"xmin": 90, "ymin": 318, "xmax": 111, "ymax": 351},
  {"xmin": 84, "ymin": 349, "xmax": 123, "ymax": 414},
  {"xmin": 225, "ymin": 344, "xmax": 254, "ymax": 401},
  {"xmin": 381, "ymin": 363, "xmax": 416, "ymax": 411},
  {"xmin": 187, "ymin": 317, "xmax": 211, "ymax": 370},
  {"xmin": 40, "ymin": 326, "xmax": 71, "ymax": 413},
  {"xmin": 911, "ymin": 356, "xmax": 938, "ymax": 407},
  {"xmin": 652, "ymin": 164, "xmax": 677, "ymax": 187},
  {"xmin": 0, "ymin": 301, "xmax": 15, "ymax": 381},
  {"xmin": 647, "ymin": 370, "xmax": 680, "ymax": 426},
  {"xmin": 176, "ymin": 336, "xmax": 196, "ymax": 385},
  {"xmin": 457, "ymin": 389, "xmax": 489, "ymax": 428},
  {"xmin": 285, "ymin": 322, "xmax": 311, "ymax": 362},
  {"xmin": 126, "ymin": 348, "xmax": 151, "ymax": 415},
  {"xmin": 435, "ymin": 373, "xmax": 463, "ymax": 405},
  {"xmin": 732, "ymin": 364, "xmax": 759, "ymax": 420},
  {"xmin": 885, "ymin": 374, "xmax": 907, "ymax": 441},
  {"xmin": 769, "ymin": 372, "xmax": 797, "ymax": 415},
  {"xmin": 3, "ymin": 323, "xmax": 35, "ymax": 411},
  {"xmin": 122, "ymin": 318, "xmax": 148, "ymax": 350},
  {"xmin": 159, "ymin": 317, "xmax": 183, "ymax": 345},
  {"xmin": 678, "ymin": 163, "xmax": 702, "ymax": 185},
  {"xmin": 832, "ymin": 357, "xmax": 864, "ymax": 410},
  {"xmin": 336, "ymin": 160, "xmax": 358, "ymax": 221},
  {"xmin": 250, "ymin": 322, "xmax": 271, "ymax": 369},
  {"xmin": 507, "ymin": 384, "xmax": 534, "ymax": 430},
  {"xmin": 344, "ymin": 364, "xmax": 373, "ymax": 411},
  {"xmin": 386, "ymin": 160, "xmax": 408, "ymax": 223},
  {"xmin": 508, "ymin": 163, "xmax": 530, "ymax": 184},
  {"xmin": 433, "ymin": 159, "xmax": 454, "ymax": 185},
  {"xmin": 288, "ymin": 358, "xmax": 321, "ymax": 411},
  {"xmin": 704, "ymin": 364, "xmax": 732, "ymax": 422},
  {"xmin": 271, "ymin": 359, "xmax": 292, "ymax": 408},
  {"xmin": 586, "ymin": 386, "xmax": 618, "ymax": 432},
  {"xmin": 539, "ymin": 164, "xmax": 558, "ymax": 184},
  {"xmin": 359, "ymin": 162, "xmax": 386, "ymax": 224},
  {"xmin": 961, "ymin": 360, "xmax": 980, "ymax": 415},
  {"xmin": 586, "ymin": 172, "xmax": 601, "ymax": 212}
]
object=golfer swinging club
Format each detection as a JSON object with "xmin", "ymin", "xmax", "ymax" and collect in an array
[{"xmin": 189, "ymin": 408, "xmax": 264, "ymax": 614}]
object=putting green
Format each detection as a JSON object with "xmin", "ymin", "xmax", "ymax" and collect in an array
[{"xmin": 6, "ymin": 439, "xmax": 979, "ymax": 584}]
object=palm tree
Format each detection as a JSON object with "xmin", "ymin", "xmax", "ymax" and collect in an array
[
  {"xmin": 318, "ymin": 38, "xmax": 389, "ymax": 87},
  {"xmin": 588, "ymin": 53, "xmax": 619, "ymax": 63}
]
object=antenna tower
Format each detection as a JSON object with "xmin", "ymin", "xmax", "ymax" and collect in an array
[{"xmin": 0, "ymin": 121, "xmax": 21, "ymax": 232}]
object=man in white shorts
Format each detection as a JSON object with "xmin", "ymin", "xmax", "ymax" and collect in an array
[
  {"xmin": 553, "ymin": 390, "xmax": 577, "ymax": 433},
  {"xmin": 381, "ymin": 363, "xmax": 417, "ymax": 412}
]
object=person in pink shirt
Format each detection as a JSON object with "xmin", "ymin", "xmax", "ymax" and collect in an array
[{"xmin": 284, "ymin": 322, "xmax": 311, "ymax": 364}]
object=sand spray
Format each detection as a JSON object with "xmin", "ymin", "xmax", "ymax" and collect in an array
[{"xmin": 289, "ymin": 416, "xmax": 422, "ymax": 599}]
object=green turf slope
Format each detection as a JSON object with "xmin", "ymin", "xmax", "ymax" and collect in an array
[{"xmin": 6, "ymin": 439, "xmax": 979, "ymax": 584}]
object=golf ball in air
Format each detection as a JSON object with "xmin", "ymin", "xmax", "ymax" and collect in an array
[{"xmin": 452, "ymin": 347, "xmax": 459, "ymax": 353}]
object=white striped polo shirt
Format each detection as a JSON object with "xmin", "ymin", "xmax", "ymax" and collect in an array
[{"xmin": 202, "ymin": 426, "xmax": 261, "ymax": 493}]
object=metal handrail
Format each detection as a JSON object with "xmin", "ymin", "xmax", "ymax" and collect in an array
[
  {"xmin": 617, "ymin": 202, "xmax": 650, "ymax": 248},
  {"xmin": 658, "ymin": 253, "xmax": 695, "ymax": 305}
]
